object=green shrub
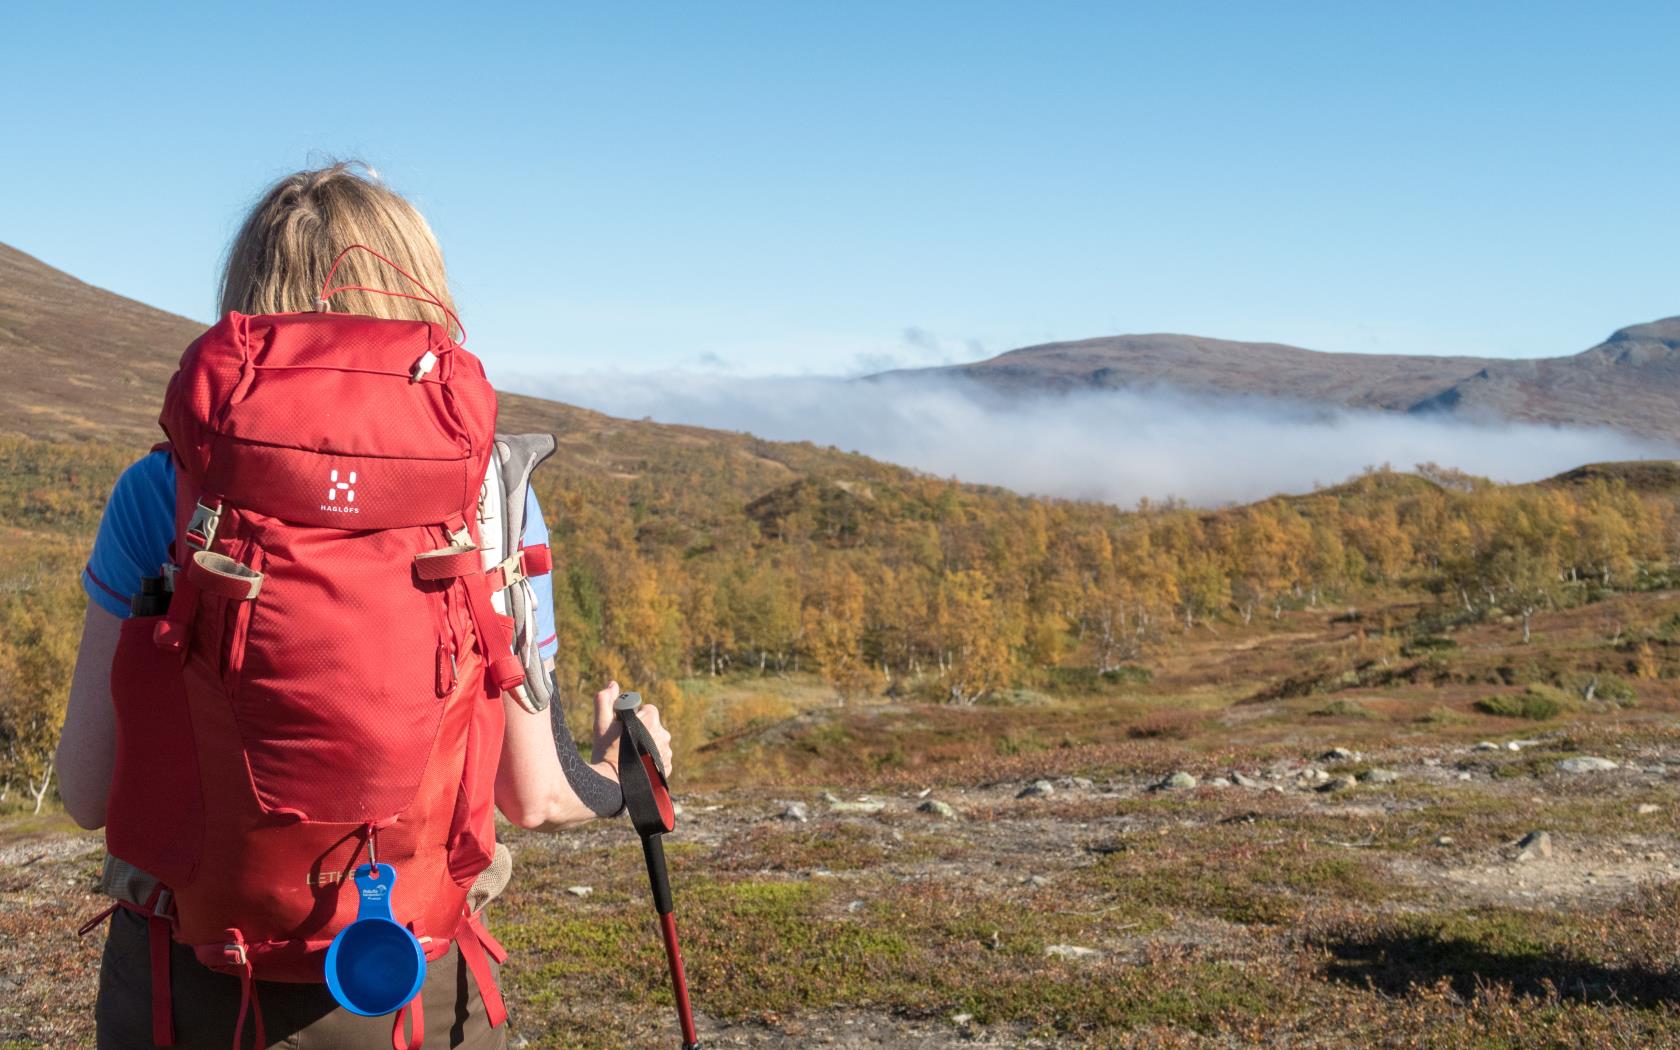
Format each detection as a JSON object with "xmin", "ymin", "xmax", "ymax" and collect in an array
[
  {"xmin": 1405, "ymin": 635, "xmax": 1458, "ymax": 654},
  {"xmin": 1414, "ymin": 705, "xmax": 1469, "ymax": 725},
  {"xmin": 1474, "ymin": 685, "xmax": 1569, "ymax": 721},
  {"xmin": 1310, "ymin": 698, "xmax": 1372, "ymax": 719},
  {"xmin": 1101, "ymin": 664, "xmax": 1154, "ymax": 685},
  {"xmin": 1573, "ymin": 673, "xmax": 1637, "ymax": 706}
]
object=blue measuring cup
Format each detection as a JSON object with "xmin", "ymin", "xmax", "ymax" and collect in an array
[{"xmin": 324, "ymin": 863, "xmax": 427, "ymax": 1016}]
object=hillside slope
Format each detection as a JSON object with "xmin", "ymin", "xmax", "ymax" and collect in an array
[
  {"xmin": 0, "ymin": 244, "xmax": 204, "ymax": 443},
  {"xmin": 0, "ymin": 241, "xmax": 912, "ymax": 502}
]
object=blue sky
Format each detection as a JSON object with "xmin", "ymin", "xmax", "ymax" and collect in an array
[{"xmin": 4, "ymin": 2, "xmax": 1678, "ymax": 378}]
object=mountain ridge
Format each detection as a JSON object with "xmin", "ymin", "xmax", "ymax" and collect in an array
[
  {"xmin": 4, "ymin": 237, "xmax": 1675, "ymax": 494},
  {"xmin": 874, "ymin": 320, "xmax": 1680, "ymax": 439}
]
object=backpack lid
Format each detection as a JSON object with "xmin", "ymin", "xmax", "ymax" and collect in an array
[{"xmin": 161, "ymin": 311, "xmax": 498, "ymax": 530}]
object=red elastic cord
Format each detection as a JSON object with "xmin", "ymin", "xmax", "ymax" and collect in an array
[{"xmin": 318, "ymin": 243, "xmax": 467, "ymax": 346}]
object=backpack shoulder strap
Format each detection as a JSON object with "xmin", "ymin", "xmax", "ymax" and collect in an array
[
  {"xmin": 495, "ymin": 433, "xmax": 557, "ymax": 552},
  {"xmin": 485, "ymin": 433, "xmax": 557, "ymax": 712}
]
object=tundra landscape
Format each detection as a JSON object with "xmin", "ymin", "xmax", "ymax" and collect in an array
[{"xmin": 4, "ymin": 244, "xmax": 1680, "ymax": 1047}]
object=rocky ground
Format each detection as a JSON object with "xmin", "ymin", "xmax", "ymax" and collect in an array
[{"xmin": 10, "ymin": 724, "xmax": 1677, "ymax": 1048}]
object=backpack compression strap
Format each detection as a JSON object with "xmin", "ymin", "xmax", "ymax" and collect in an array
[{"xmin": 414, "ymin": 528, "xmax": 526, "ymax": 695}]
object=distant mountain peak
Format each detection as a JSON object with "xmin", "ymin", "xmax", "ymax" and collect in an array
[{"xmin": 1602, "ymin": 316, "xmax": 1680, "ymax": 349}]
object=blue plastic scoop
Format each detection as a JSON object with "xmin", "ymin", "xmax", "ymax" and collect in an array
[{"xmin": 324, "ymin": 863, "xmax": 426, "ymax": 1016}]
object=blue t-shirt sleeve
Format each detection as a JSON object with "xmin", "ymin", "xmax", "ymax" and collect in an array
[
  {"xmin": 525, "ymin": 488, "xmax": 559, "ymax": 660},
  {"xmin": 83, "ymin": 451, "xmax": 177, "ymax": 619}
]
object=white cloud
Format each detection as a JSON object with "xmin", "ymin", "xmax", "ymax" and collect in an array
[{"xmin": 501, "ymin": 371, "xmax": 1679, "ymax": 507}]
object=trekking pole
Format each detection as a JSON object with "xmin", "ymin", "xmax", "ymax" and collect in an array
[{"xmin": 613, "ymin": 691, "xmax": 701, "ymax": 1050}]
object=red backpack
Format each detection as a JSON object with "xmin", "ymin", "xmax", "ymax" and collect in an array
[{"xmin": 87, "ymin": 304, "xmax": 547, "ymax": 1048}]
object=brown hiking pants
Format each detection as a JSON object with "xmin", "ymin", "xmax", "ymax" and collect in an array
[{"xmin": 95, "ymin": 908, "xmax": 509, "ymax": 1049}]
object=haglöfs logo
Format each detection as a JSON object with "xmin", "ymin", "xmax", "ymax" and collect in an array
[{"xmin": 322, "ymin": 469, "xmax": 361, "ymax": 514}]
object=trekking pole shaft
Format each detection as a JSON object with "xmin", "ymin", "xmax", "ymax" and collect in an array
[
  {"xmin": 641, "ymin": 834, "xmax": 698, "ymax": 1049},
  {"xmin": 659, "ymin": 910, "xmax": 700, "ymax": 1050}
]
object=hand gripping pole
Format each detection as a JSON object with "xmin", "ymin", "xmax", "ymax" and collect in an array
[{"xmin": 614, "ymin": 691, "xmax": 700, "ymax": 1050}]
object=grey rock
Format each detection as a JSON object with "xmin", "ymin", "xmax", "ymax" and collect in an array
[
  {"xmin": 780, "ymin": 801, "xmax": 810, "ymax": 822},
  {"xmin": 830, "ymin": 800, "xmax": 885, "ymax": 815},
  {"xmin": 1207, "ymin": 777, "xmax": 1232, "ymax": 788},
  {"xmin": 1160, "ymin": 771, "xmax": 1199, "ymax": 790},
  {"xmin": 1556, "ymin": 756, "xmax": 1619, "ymax": 774},
  {"xmin": 1070, "ymin": 776, "xmax": 1095, "ymax": 791},
  {"xmin": 1515, "ymin": 830, "xmax": 1553, "ymax": 862},
  {"xmin": 1025, "ymin": 874, "xmax": 1050, "ymax": 888},
  {"xmin": 1361, "ymin": 768, "xmax": 1401, "ymax": 784},
  {"xmin": 918, "ymin": 799, "xmax": 959, "ymax": 819},
  {"xmin": 1045, "ymin": 944, "xmax": 1103, "ymax": 960},
  {"xmin": 1231, "ymin": 772, "xmax": 1262, "ymax": 788},
  {"xmin": 1017, "ymin": 779, "xmax": 1056, "ymax": 799}
]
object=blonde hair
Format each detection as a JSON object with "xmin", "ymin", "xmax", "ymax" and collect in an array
[{"xmin": 219, "ymin": 162, "xmax": 458, "ymax": 336}]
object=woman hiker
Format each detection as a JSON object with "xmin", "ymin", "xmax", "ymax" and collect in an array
[{"xmin": 55, "ymin": 162, "xmax": 673, "ymax": 1049}]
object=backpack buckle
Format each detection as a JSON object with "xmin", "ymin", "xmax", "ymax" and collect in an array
[
  {"xmin": 185, "ymin": 501, "xmax": 223, "ymax": 551},
  {"xmin": 487, "ymin": 552, "xmax": 524, "ymax": 592}
]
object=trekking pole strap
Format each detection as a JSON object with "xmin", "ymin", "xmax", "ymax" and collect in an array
[{"xmin": 613, "ymin": 693, "xmax": 674, "ymax": 837}]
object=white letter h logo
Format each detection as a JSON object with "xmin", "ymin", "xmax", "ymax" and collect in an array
[{"xmin": 328, "ymin": 469, "xmax": 357, "ymax": 503}]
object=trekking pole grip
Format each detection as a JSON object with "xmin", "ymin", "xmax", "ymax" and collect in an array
[{"xmin": 613, "ymin": 691, "xmax": 675, "ymax": 837}]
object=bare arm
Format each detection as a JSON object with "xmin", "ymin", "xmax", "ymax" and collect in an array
[
  {"xmin": 56, "ymin": 604, "xmax": 123, "ymax": 830},
  {"xmin": 495, "ymin": 676, "xmax": 673, "ymax": 832}
]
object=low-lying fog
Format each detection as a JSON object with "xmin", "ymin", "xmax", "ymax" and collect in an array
[{"xmin": 505, "ymin": 370, "xmax": 1680, "ymax": 507}]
